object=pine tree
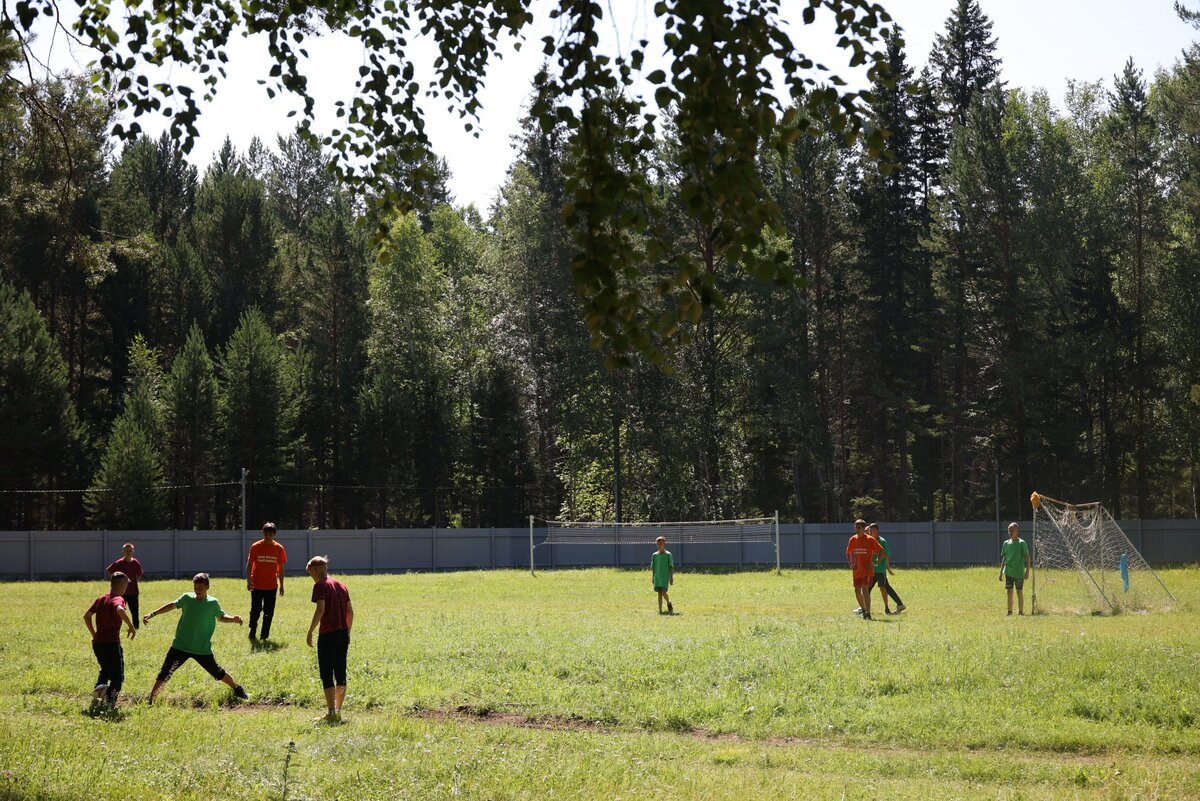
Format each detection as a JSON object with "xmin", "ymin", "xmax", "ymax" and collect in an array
[
  {"xmin": 1106, "ymin": 60, "xmax": 1163, "ymax": 517},
  {"xmin": 85, "ymin": 414, "xmax": 167, "ymax": 530},
  {"xmin": 0, "ymin": 280, "xmax": 82, "ymax": 528},
  {"xmin": 929, "ymin": 0, "xmax": 1002, "ymax": 126},
  {"xmin": 163, "ymin": 323, "xmax": 219, "ymax": 528},
  {"xmin": 217, "ymin": 308, "xmax": 299, "ymax": 526}
]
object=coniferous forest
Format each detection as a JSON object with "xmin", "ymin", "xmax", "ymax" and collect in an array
[{"xmin": 3, "ymin": 2, "xmax": 1200, "ymax": 530}]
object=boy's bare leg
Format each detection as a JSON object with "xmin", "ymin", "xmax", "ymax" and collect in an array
[
  {"xmin": 220, "ymin": 673, "xmax": 239, "ymax": 690},
  {"xmin": 148, "ymin": 679, "xmax": 167, "ymax": 703},
  {"xmin": 335, "ymin": 685, "xmax": 346, "ymax": 713},
  {"xmin": 657, "ymin": 590, "xmax": 664, "ymax": 613},
  {"xmin": 1007, "ymin": 587, "xmax": 1014, "ymax": 614},
  {"xmin": 323, "ymin": 686, "xmax": 337, "ymax": 714},
  {"xmin": 1016, "ymin": 588, "xmax": 1024, "ymax": 615},
  {"xmin": 878, "ymin": 584, "xmax": 889, "ymax": 611}
]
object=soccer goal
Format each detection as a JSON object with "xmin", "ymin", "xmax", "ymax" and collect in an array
[
  {"xmin": 530, "ymin": 514, "xmax": 780, "ymax": 575},
  {"xmin": 1030, "ymin": 491, "xmax": 1175, "ymax": 614}
]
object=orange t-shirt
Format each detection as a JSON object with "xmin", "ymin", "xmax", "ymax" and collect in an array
[
  {"xmin": 248, "ymin": 539, "xmax": 287, "ymax": 590},
  {"xmin": 846, "ymin": 533, "xmax": 883, "ymax": 578}
]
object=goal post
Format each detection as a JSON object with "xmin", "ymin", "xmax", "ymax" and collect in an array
[
  {"xmin": 532, "ymin": 515, "xmax": 781, "ymax": 574},
  {"xmin": 1029, "ymin": 491, "xmax": 1175, "ymax": 614}
]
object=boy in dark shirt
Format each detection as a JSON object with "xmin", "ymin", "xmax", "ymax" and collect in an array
[
  {"xmin": 84, "ymin": 572, "xmax": 137, "ymax": 705},
  {"xmin": 106, "ymin": 543, "xmax": 144, "ymax": 628},
  {"xmin": 306, "ymin": 556, "xmax": 353, "ymax": 722}
]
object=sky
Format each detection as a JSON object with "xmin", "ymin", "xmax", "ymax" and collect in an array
[{"xmin": 24, "ymin": 0, "xmax": 1200, "ymax": 214}]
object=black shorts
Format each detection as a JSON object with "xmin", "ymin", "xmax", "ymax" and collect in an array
[
  {"xmin": 1005, "ymin": 576, "xmax": 1024, "ymax": 590},
  {"xmin": 869, "ymin": 573, "xmax": 888, "ymax": 589},
  {"xmin": 156, "ymin": 646, "xmax": 227, "ymax": 682},
  {"xmin": 317, "ymin": 629, "xmax": 350, "ymax": 689}
]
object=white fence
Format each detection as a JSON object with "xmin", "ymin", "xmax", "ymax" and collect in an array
[{"xmin": 1, "ymin": 520, "xmax": 1197, "ymax": 580}]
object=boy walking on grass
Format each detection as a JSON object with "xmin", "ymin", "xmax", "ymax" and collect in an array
[
  {"xmin": 84, "ymin": 572, "xmax": 136, "ymax": 705},
  {"xmin": 867, "ymin": 523, "xmax": 906, "ymax": 615},
  {"xmin": 652, "ymin": 536, "xmax": 675, "ymax": 615},
  {"xmin": 847, "ymin": 519, "xmax": 883, "ymax": 620},
  {"xmin": 1000, "ymin": 522, "xmax": 1031, "ymax": 615},
  {"xmin": 143, "ymin": 573, "xmax": 248, "ymax": 703},
  {"xmin": 305, "ymin": 556, "xmax": 354, "ymax": 722},
  {"xmin": 246, "ymin": 521, "xmax": 286, "ymax": 641},
  {"xmin": 105, "ymin": 543, "xmax": 144, "ymax": 628}
]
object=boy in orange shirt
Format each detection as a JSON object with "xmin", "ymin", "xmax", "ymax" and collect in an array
[
  {"xmin": 246, "ymin": 521, "xmax": 286, "ymax": 641},
  {"xmin": 846, "ymin": 519, "xmax": 883, "ymax": 620}
]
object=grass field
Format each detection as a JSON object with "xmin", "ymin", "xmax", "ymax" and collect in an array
[{"xmin": 2, "ymin": 566, "xmax": 1199, "ymax": 800}]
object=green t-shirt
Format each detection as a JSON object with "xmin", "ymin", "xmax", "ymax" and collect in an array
[
  {"xmin": 171, "ymin": 592, "xmax": 226, "ymax": 655},
  {"xmin": 651, "ymin": 550, "xmax": 674, "ymax": 589},
  {"xmin": 1001, "ymin": 538, "xmax": 1030, "ymax": 579},
  {"xmin": 874, "ymin": 536, "xmax": 890, "ymax": 574}
]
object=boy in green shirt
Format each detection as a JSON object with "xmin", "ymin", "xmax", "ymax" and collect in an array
[
  {"xmin": 143, "ymin": 573, "xmax": 249, "ymax": 703},
  {"xmin": 999, "ymin": 522, "xmax": 1031, "ymax": 615},
  {"xmin": 651, "ymin": 536, "xmax": 675, "ymax": 615}
]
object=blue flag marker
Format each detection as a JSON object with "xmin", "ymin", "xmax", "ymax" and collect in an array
[{"xmin": 1120, "ymin": 553, "xmax": 1129, "ymax": 593}]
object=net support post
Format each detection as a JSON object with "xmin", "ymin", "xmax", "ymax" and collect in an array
[
  {"xmin": 774, "ymin": 510, "xmax": 781, "ymax": 575},
  {"xmin": 1031, "ymin": 506, "xmax": 1037, "ymax": 615},
  {"xmin": 529, "ymin": 515, "xmax": 535, "ymax": 577}
]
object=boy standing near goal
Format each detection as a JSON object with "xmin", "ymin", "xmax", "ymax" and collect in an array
[
  {"xmin": 652, "ymin": 536, "xmax": 675, "ymax": 615},
  {"xmin": 305, "ymin": 556, "xmax": 353, "ymax": 722},
  {"xmin": 106, "ymin": 542, "xmax": 144, "ymax": 629},
  {"xmin": 1000, "ymin": 522, "xmax": 1031, "ymax": 615},
  {"xmin": 847, "ymin": 519, "xmax": 883, "ymax": 620},
  {"xmin": 84, "ymin": 572, "xmax": 136, "ymax": 705},
  {"xmin": 246, "ymin": 521, "xmax": 286, "ymax": 641},
  {"xmin": 143, "ymin": 573, "xmax": 248, "ymax": 703}
]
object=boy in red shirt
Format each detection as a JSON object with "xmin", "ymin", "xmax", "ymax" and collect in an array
[
  {"xmin": 84, "ymin": 572, "xmax": 137, "ymax": 706},
  {"xmin": 846, "ymin": 519, "xmax": 883, "ymax": 620},
  {"xmin": 106, "ymin": 542, "xmax": 144, "ymax": 628},
  {"xmin": 306, "ymin": 555, "xmax": 353, "ymax": 722},
  {"xmin": 246, "ymin": 521, "xmax": 286, "ymax": 641}
]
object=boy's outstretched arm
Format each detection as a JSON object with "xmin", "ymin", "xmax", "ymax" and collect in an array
[
  {"xmin": 143, "ymin": 601, "xmax": 178, "ymax": 624},
  {"xmin": 218, "ymin": 613, "xmax": 244, "ymax": 625}
]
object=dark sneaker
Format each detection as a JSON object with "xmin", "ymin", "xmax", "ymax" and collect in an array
[
  {"xmin": 1007, "ymin": 610, "xmax": 1013, "ymax": 616},
  {"xmin": 895, "ymin": 603, "xmax": 906, "ymax": 613},
  {"xmin": 233, "ymin": 685, "xmax": 249, "ymax": 701},
  {"xmin": 667, "ymin": 603, "xmax": 674, "ymax": 614},
  {"xmin": 863, "ymin": 612, "xmax": 872, "ymax": 620},
  {"xmin": 884, "ymin": 608, "xmax": 894, "ymax": 615}
]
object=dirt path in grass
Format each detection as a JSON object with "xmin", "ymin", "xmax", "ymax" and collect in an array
[{"xmin": 412, "ymin": 705, "xmax": 1135, "ymax": 765}]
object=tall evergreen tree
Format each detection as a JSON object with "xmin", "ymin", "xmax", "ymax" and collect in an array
[
  {"xmin": 84, "ymin": 413, "xmax": 167, "ymax": 530},
  {"xmin": 163, "ymin": 323, "xmax": 219, "ymax": 529},
  {"xmin": 0, "ymin": 280, "xmax": 82, "ymax": 528},
  {"xmin": 217, "ymin": 308, "xmax": 299, "ymax": 526}
]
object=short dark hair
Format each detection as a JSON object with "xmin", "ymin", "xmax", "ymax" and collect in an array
[
  {"xmin": 867, "ymin": 522, "xmax": 879, "ymax": 530},
  {"xmin": 110, "ymin": 571, "xmax": 128, "ymax": 587},
  {"xmin": 262, "ymin": 521, "xmax": 277, "ymax": 534},
  {"xmin": 192, "ymin": 572, "xmax": 210, "ymax": 586}
]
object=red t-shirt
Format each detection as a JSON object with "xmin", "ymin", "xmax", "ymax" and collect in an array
[
  {"xmin": 87, "ymin": 593, "xmax": 127, "ymax": 642},
  {"xmin": 106, "ymin": 557, "xmax": 144, "ymax": 595},
  {"xmin": 248, "ymin": 539, "xmax": 287, "ymax": 590},
  {"xmin": 846, "ymin": 533, "xmax": 883, "ymax": 578},
  {"xmin": 311, "ymin": 578, "xmax": 351, "ymax": 634}
]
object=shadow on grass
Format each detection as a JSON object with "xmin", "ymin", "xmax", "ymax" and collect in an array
[
  {"xmin": 250, "ymin": 638, "xmax": 287, "ymax": 652},
  {"xmin": 82, "ymin": 700, "xmax": 128, "ymax": 722}
]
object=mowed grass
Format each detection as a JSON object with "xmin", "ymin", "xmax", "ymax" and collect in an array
[{"xmin": 2, "ymin": 566, "xmax": 1199, "ymax": 800}]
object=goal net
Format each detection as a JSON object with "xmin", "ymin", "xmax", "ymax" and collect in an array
[
  {"xmin": 1030, "ymin": 492, "xmax": 1175, "ymax": 614},
  {"xmin": 534, "ymin": 516, "xmax": 780, "ymax": 573}
]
